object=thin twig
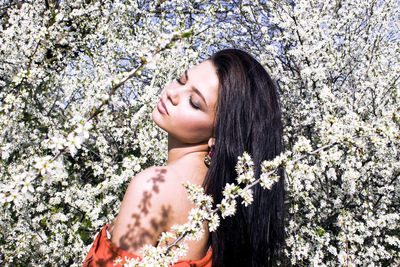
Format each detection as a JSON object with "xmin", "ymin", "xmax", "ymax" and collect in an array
[{"xmin": 164, "ymin": 233, "xmax": 188, "ymax": 253}]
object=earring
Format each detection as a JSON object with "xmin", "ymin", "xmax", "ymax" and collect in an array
[{"xmin": 204, "ymin": 146, "xmax": 214, "ymax": 167}]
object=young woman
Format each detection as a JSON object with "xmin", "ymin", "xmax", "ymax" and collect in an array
[{"xmin": 84, "ymin": 49, "xmax": 285, "ymax": 267}]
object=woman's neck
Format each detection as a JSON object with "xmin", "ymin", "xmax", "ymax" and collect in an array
[{"xmin": 167, "ymin": 135, "xmax": 208, "ymax": 165}]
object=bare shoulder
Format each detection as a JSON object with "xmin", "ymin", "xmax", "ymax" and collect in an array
[
  {"xmin": 127, "ymin": 166, "xmax": 170, "ymax": 197},
  {"xmin": 126, "ymin": 166, "xmax": 191, "ymax": 207},
  {"xmin": 110, "ymin": 166, "xmax": 193, "ymax": 254}
]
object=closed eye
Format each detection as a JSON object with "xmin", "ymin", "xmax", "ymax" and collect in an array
[
  {"xmin": 176, "ymin": 77, "xmax": 184, "ymax": 85},
  {"xmin": 189, "ymin": 97, "xmax": 200, "ymax": 110}
]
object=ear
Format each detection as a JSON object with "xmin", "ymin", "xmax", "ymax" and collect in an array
[{"xmin": 208, "ymin": 137, "xmax": 215, "ymax": 148}]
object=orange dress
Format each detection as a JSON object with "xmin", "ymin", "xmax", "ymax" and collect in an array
[{"xmin": 83, "ymin": 225, "xmax": 212, "ymax": 267}]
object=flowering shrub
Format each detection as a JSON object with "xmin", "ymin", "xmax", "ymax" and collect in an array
[{"xmin": 0, "ymin": 0, "xmax": 399, "ymax": 266}]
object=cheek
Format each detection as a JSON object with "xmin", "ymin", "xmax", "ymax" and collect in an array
[
  {"xmin": 184, "ymin": 117, "xmax": 212, "ymax": 133},
  {"xmin": 175, "ymin": 114, "xmax": 214, "ymax": 142}
]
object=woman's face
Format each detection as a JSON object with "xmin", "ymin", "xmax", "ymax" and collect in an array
[{"xmin": 152, "ymin": 60, "xmax": 219, "ymax": 144}]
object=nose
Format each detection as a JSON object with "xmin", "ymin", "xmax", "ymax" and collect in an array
[{"xmin": 166, "ymin": 83, "xmax": 180, "ymax": 106}]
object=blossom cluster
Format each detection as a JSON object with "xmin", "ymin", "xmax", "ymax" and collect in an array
[{"xmin": 1, "ymin": 0, "xmax": 399, "ymax": 266}]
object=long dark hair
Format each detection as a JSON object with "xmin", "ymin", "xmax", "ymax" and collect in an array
[{"xmin": 203, "ymin": 49, "xmax": 284, "ymax": 267}]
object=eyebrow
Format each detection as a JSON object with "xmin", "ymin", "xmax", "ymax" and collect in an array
[{"xmin": 185, "ymin": 70, "xmax": 208, "ymax": 106}]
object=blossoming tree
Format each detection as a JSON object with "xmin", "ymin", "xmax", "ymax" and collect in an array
[{"xmin": 0, "ymin": 0, "xmax": 399, "ymax": 266}]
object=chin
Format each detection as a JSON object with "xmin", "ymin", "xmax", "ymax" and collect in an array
[{"xmin": 152, "ymin": 109, "xmax": 164, "ymax": 129}]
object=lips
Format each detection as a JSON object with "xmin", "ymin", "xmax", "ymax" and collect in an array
[{"xmin": 157, "ymin": 98, "xmax": 169, "ymax": 115}]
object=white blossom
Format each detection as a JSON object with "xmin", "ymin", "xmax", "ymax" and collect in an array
[
  {"xmin": 238, "ymin": 188, "xmax": 254, "ymax": 207},
  {"xmin": 0, "ymin": 0, "xmax": 399, "ymax": 266}
]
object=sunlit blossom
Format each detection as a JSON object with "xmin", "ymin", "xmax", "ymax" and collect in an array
[{"xmin": 1, "ymin": 0, "xmax": 398, "ymax": 266}]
